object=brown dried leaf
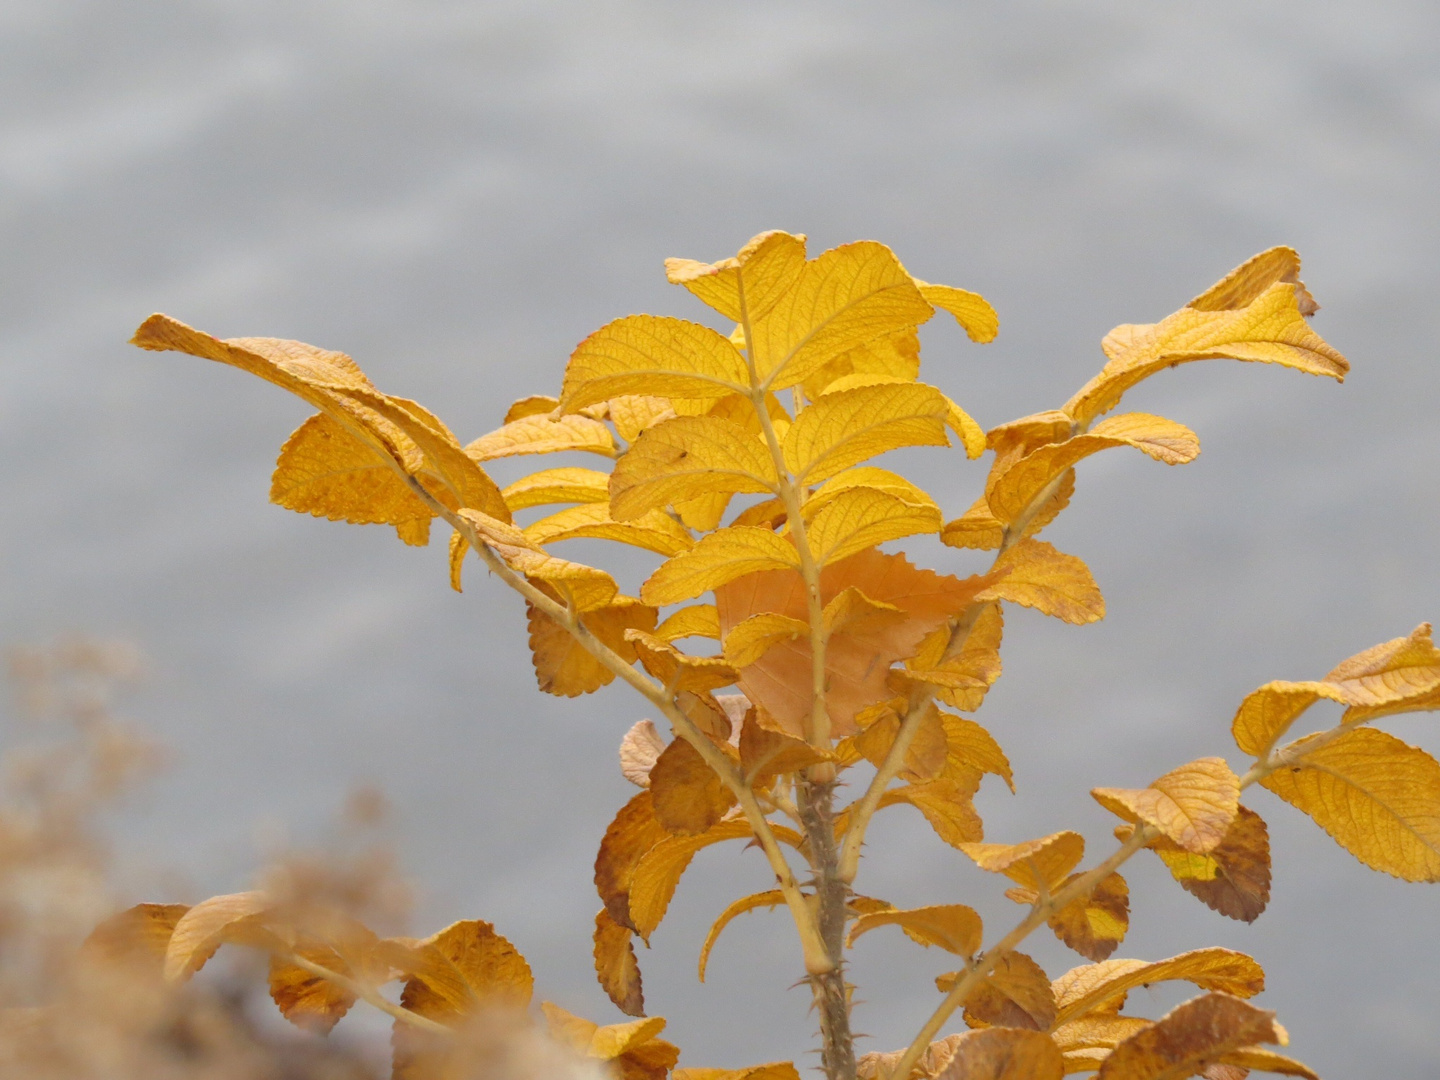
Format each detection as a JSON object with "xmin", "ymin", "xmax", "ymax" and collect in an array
[
  {"xmin": 527, "ymin": 595, "xmax": 658, "ymax": 697},
  {"xmin": 739, "ymin": 716, "xmax": 830, "ymax": 785},
  {"xmin": 595, "ymin": 791, "xmax": 671, "ymax": 930},
  {"xmin": 1039, "ymin": 873, "xmax": 1130, "ymax": 962},
  {"xmin": 932, "ymin": 1028, "xmax": 1064, "ymax": 1080},
  {"xmin": 650, "ymin": 737, "xmax": 736, "ymax": 835},
  {"xmin": 1093, "ymin": 758, "xmax": 1240, "ymax": 853},
  {"xmin": 620, "ymin": 720, "xmax": 667, "ymax": 788},
  {"xmin": 595, "ymin": 909, "xmax": 645, "ymax": 1017},
  {"xmin": 952, "ymin": 951, "xmax": 1057, "ymax": 1030},
  {"xmin": 1095, "ymin": 992, "xmax": 1281, "ymax": 1080},
  {"xmin": 627, "ymin": 631, "xmax": 740, "ymax": 693},
  {"xmin": 268, "ymin": 945, "xmax": 356, "ymax": 1033},
  {"xmin": 1125, "ymin": 806, "xmax": 1272, "ymax": 922}
]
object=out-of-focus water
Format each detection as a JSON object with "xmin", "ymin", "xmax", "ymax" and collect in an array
[{"xmin": 2, "ymin": 2, "xmax": 1438, "ymax": 1073}]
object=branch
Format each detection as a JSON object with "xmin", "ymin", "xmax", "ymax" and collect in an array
[{"xmin": 282, "ymin": 950, "xmax": 453, "ymax": 1037}]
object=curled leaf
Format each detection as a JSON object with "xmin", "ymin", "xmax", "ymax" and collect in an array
[{"xmin": 1092, "ymin": 758, "xmax": 1240, "ymax": 853}]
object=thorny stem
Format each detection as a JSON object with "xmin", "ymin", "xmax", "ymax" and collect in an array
[
  {"xmin": 399, "ymin": 475, "xmax": 832, "ymax": 971},
  {"xmin": 282, "ymin": 951, "xmax": 453, "ymax": 1037}
]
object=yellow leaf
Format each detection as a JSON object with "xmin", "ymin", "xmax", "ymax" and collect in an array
[
  {"xmin": 804, "ymin": 487, "xmax": 942, "ymax": 565},
  {"xmin": 457, "ymin": 509, "xmax": 618, "ymax": 612},
  {"xmin": 1230, "ymin": 680, "xmax": 1353, "ymax": 759},
  {"xmin": 1051, "ymin": 1015, "xmax": 1152, "ymax": 1054},
  {"xmin": 943, "ymin": 394, "xmax": 987, "ymax": 459},
  {"xmin": 805, "ymin": 467, "xmax": 939, "ymax": 519},
  {"xmin": 654, "ymin": 604, "xmax": 721, "ymax": 642},
  {"xmin": 503, "ymin": 394, "xmax": 559, "ymax": 422},
  {"xmin": 739, "ymin": 717, "xmax": 832, "ymax": 785},
  {"xmin": 803, "ymin": 329, "xmax": 922, "ymax": 400},
  {"xmin": 609, "ymin": 395, "xmax": 678, "ymax": 442},
  {"xmin": 1215, "ymin": 1047, "xmax": 1319, "ymax": 1079},
  {"xmin": 1063, "ymin": 248, "xmax": 1348, "ymax": 425},
  {"xmin": 846, "ymin": 904, "xmax": 983, "ymax": 956},
  {"xmin": 915, "ymin": 280, "xmax": 1000, "ymax": 344},
  {"xmin": 269, "ymin": 946, "xmax": 357, "ymax": 1033},
  {"xmin": 906, "ymin": 604, "xmax": 1006, "ymax": 715},
  {"xmin": 1092, "ymin": 758, "xmax": 1240, "ymax": 853},
  {"xmin": 1094, "ymin": 992, "xmax": 1282, "ymax": 1080},
  {"xmin": 951, "ymin": 951, "xmax": 1056, "ymax": 1031},
  {"xmin": 397, "ymin": 920, "xmax": 534, "ymax": 1023},
  {"xmin": 822, "ymin": 586, "xmax": 908, "ymax": 639},
  {"xmin": 1262, "ymin": 727, "xmax": 1440, "ymax": 881},
  {"xmin": 164, "ymin": 891, "xmax": 274, "ymax": 981},
  {"xmin": 82, "ymin": 903, "xmax": 190, "ymax": 974},
  {"xmin": 666, "ymin": 230, "xmax": 809, "ymax": 323},
  {"xmin": 271, "ymin": 413, "xmax": 437, "ymax": 545},
  {"xmin": 941, "ymin": 471, "xmax": 1075, "ymax": 551},
  {"xmin": 649, "ymin": 736, "xmax": 736, "ymax": 835},
  {"xmin": 1051, "ymin": 948, "xmax": 1265, "ymax": 1027},
  {"xmin": 1010, "ymin": 872, "xmax": 1130, "ymax": 963},
  {"xmin": 696, "ymin": 890, "xmax": 787, "ymax": 982},
  {"xmin": 674, "ymin": 1065, "xmax": 801, "ymax": 1080},
  {"xmin": 929, "ymin": 1029, "xmax": 1063, "ymax": 1080},
  {"xmin": 502, "ymin": 466, "xmax": 612, "ymax": 511},
  {"xmin": 749, "ymin": 241, "xmax": 933, "ymax": 390},
  {"xmin": 978, "ymin": 538, "xmax": 1104, "ymax": 625},
  {"xmin": 852, "ymin": 704, "xmax": 947, "ymax": 782},
  {"xmin": 783, "ymin": 382, "xmax": 950, "ymax": 484},
  {"xmin": 722, "ymin": 613, "xmax": 810, "ymax": 668},
  {"xmin": 626, "ymin": 631, "xmax": 739, "ymax": 693},
  {"xmin": 986, "ymin": 413, "xmax": 1199, "ymax": 524},
  {"xmin": 610, "ymin": 415, "xmax": 779, "ymax": 521},
  {"xmin": 561, "ymin": 315, "xmax": 751, "ymax": 411},
  {"xmin": 525, "ymin": 503, "xmax": 694, "ymax": 557},
  {"xmin": 527, "ymin": 594, "xmax": 657, "ymax": 697},
  {"xmin": 641, "ymin": 527, "xmax": 801, "ymax": 606},
  {"xmin": 1124, "ymin": 805, "xmax": 1272, "ymax": 923},
  {"xmin": 595, "ymin": 792, "xmax": 671, "ymax": 931},
  {"xmin": 466, "ymin": 412, "xmax": 616, "ymax": 461},
  {"xmin": 878, "ymin": 775, "xmax": 984, "ymax": 848},
  {"xmin": 594, "ymin": 909, "xmax": 645, "ymax": 1017},
  {"xmin": 1326, "ymin": 622, "xmax": 1440, "ymax": 714},
  {"xmin": 959, "ymin": 832, "xmax": 1086, "ymax": 892},
  {"xmin": 675, "ymin": 491, "xmax": 734, "ymax": 531}
]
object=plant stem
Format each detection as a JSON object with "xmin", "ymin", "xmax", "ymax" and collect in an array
[
  {"xmin": 798, "ymin": 775, "xmax": 857, "ymax": 1080},
  {"xmin": 283, "ymin": 951, "xmax": 453, "ymax": 1037}
]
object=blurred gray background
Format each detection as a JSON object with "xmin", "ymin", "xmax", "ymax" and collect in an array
[{"xmin": 3, "ymin": 1, "xmax": 1438, "ymax": 1075}]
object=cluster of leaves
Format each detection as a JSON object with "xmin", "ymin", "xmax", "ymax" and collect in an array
[{"xmin": 117, "ymin": 232, "xmax": 1440, "ymax": 1080}]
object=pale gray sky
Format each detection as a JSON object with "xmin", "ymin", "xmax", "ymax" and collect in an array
[{"xmin": 2, "ymin": 2, "xmax": 1438, "ymax": 1075}]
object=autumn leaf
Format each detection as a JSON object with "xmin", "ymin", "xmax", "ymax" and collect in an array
[
  {"xmin": 1051, "ymin": 1015, "xmax": 1152, "ymax": 1055},
  {"xmin": 610, "ymin": 415, "xmax": 779, "ymax": 521},
  {"xmin": 914, "ymin": 280, "xmax": 1000, "ymax": 344},
  {"xmin": 269, "ymin": 946, "xmax": 356, "ymax": 1033},
  {"xmin": 1122, "ymin": 805, "xmax": 1272, "ymax": 922},
  {"xmin": 527, "ymin": 594, "xmax": 657, "ymax": 697},
  {"xmin": 723, "ymin": 612, "xmax": 811, "ymax": 668},
  {"xmin": 977, "ymin": 539, "xmax": 1105, "ymax": 625},
  {"xmin": 654, "ymin": 604, "xmax": 722, "ymax": 642},
  {"xmin": 906, "ymin": 604, "xmax": 1006, "ymax": 715},
  {"xmin": 1212, "ymin": 1047, "xmax": 1319, "ymax": 1079},
  {"xmin": 958, "ymin": 832, "xmax": 1086, "ymax": 892},
  {"xmin": 857, "ymin": 1035, "xmax": 971, "ymax": 1080},
  {"xmin": 845, "ymin": 904, "xmax": 984, "ymax": 956},
  {"xmin": 1063, "ymin": 247, "xmax": 1348, "ymax": 425},
  {"xmin": 543, "ymin": 1003, "xmax": 681, "ymax": 1080},
  {"xmin": 878, "ymin": 774, "xmax": 984, "ymax": 848},
  {"xmin": 501, "ymin": 467, "xmax": 612, "ymax": 513},
  {"xmin": 803, "ymin": 330, "xmax": 921, "ymax": 400},
  {"xmin": 394, "ymin": 920, "xmax": 534, "ymax": 1028},
  {"xmin": 466, "ymin": 411, "xmax": 616, "ymax": 460},
  {"xmin": 1006, "ymin": 872, "xmax": 1130, "ymax": 962},
  {"xmin": 457, "ymin": 509, "xmax": 618, "ymax": 612},
  {"xmin": 594, "ymin": 909, "xmax": 645, "ymax": 1017},
  {"xmin": 739, "ymin": 715, "xmax": 831, "ymax": 785},
  {"xmin": 1093, "ymin": 758, "xmax": 1240, "ymax": 853},
  {"xmin": 82, "ymin": 903, "xmax": 190, "ymax": 974},
  {"xmin": 674, "ymin": 1065, "xmax": 802, "ymax": 1080},
  {"xmin": 783, "ymin": 382, "xmax": 950, "ymax": 485},
  {"xmin": 985, "ymin": 413, "xmax": 1199, "ymax": 525},
  {"xmin": 642, "ymin": 527, "xmax": 801, "ymax": 606},
  {"xmin": 804, "ymin": 487, "xmax": 943, "ymax": 566},
  {"xmin": 666, "ymin": 230, "xmax": 809, "ymax": 324},
  {"xmin": 946, "ymin": 951, "xmax": 1057, "ymax": 1031},
  {"xmin": 807, "ymin": 467, "xmax": 940, "ymax": 520},
  {"xmin": 1230, "ymin": 680, "xmax": 1353, "ymax": 759},
  {"xmin": 504, "ymin": 394, "xmax": 559, "ymax": 422},
  {"xmin": 164, "ymin": 890, "xmax": 275, "ymax": 981},
  {"xmin": 942, "ymin": 471, "xmax": 1075, "ymax": 551},
  {"xmin": 852, "ymin": 704, "xmax": 948, "ymax": 782},
  {"xmin": 1261, "ymin": 727, "xmax": 1440, "ymax": 881},
  {"xmin": 525, "ymin": 503, "xmax": 695, "ymax": 557},
  {"xmin": 697, "ymin": 890, "xmax": 787, "ymax": 982},
  {"xmin": 1094, "ymin": 992, "xmax": 1283, "ymax": 1080},
  {"xmin": 1325, "ymin": 622, "xmax": 1440, "ymax": 718},
  {"xmin": 595, "ymin": 792, "xmax": 672, "ymax": 931},
  {"xmin": 627, "ymin": 630, "xmax": 740, "ymax": 693},
  {"xmin": 561, "ymin": 315, "xmax": 751, "ymax": 410},
  {"xmin": 931, "ymin": 1028, "xmax": 1063, "ymax": 1080},
  {"xmin": 620, "ymin": 720, "xmax": 667, "ymax": 788},
  {"xmin": 716, "ymin": 550, "xmax": 990, "ymax": 738},
  {"xmin": 649, "ymin": 736, "xmax": 737, "ymax": 835},
  {"xmin": 1051, "ymin": 948, "xmax": 1264, "ymax": 1027}
]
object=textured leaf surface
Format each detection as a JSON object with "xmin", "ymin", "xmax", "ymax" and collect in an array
[
  {"xmin": 525, "ymin": 503, "xmax": 694, "ymax": 557},
  {"xmin": 649, "ymin": 736, "xmax": 736, "ymax": 835},
  {"xmin": 561, "ymin": 315, "xmax": 751, "ymax": 409},
  {"xmin": 942, "ymin": 471, "xmax": 1074, "ymax": 551},
  {"xmin": 269, "ymin": 946, "xmax": 356, "ymax": 1033},
  {"xmin": 398, "ymin": 920, "xmax": 534, "ymax": 1023},
  {"xmin": 595, "ymin": 792, "xmax": 671, "ymax": 930},
  {"xmin": 723, "ymin": 613, "xmax": 810, "ymax": 668},
  {"xmin": 501, "ymin": 466, "xmax": 612, "ymax": 511},
  {"xmin": 628, "ymin": 631, "xmax": 740, "ymax": 693},
  {"xmin": 953, "ymin": 951, "xmax": 1057, "ymax": 1030},
  {"xmin": 1129, "ymin": 806, "xmax": 1272, "ymax": 922},
  {"xmin": 878, "ymin": 775, "xmax": 984, "ymax": 847},
  {"xmin": 82, "ymin": 903, "xmax": 190, "ymax": 974},
  {"xmin": 654, "ymin": 604, "xmax": 722, "ymax": 642},
  {"xmin": 978, "ymin": 539, "xmax": 1104, "ymax": 625},
  {"xmin": 1093, "ymin": 758, "xmax": 1240, "ymax": 853},
  {"xmin": 1230, "ymin": 680, "xmax": 1353, "ymax": 758},
  {"xmin": 594, "ymin": 909, "xmax": 645, "ymax": 1017},
  {"xmin": 611, "ymin": 415, "xmax": 778, "ymax": 520},
  {"xmin": 846, "ymin": 904, "xmax": 983, "ymax": 956},
  {"xmin": 1052, "ymin": 949, "xmax": 1264, "ymax": 1027},
  {"xmin": 959, "ymin": 832, "xmax": 1086, "ymax": 891},
  {"xmin": 164, "ymin": 891, "xmax": 272, "ymax": 981},
  {"xmin": 642, "ymin": 528, "xmax": 801, "ymax": 606},
  {"xmin": 783, "ymin": 382, "xmax": 949, "ymax": 484},
  {"xmin": 466, "ymin": 412, "xmax": 615, "ymax": 460},
  {"xmin": 1325, "ymin": 622, "xmax": 1440, "ymax": 715},
  {"xmin": 932, "ymin": 1028, "xmax": 1064, "ymax": 1080},
  {"xmin": 666, "ymin": 230, "xmax": 809, "ymax": 324},
  {"xmin": 804, "ymin": 487, "xmax": 943, "ymax": 565},
  {"xmin": 527, "ymin": 596, "xmax": 657, "ymax": 697},
  {"xmin": 674, "ymin": 1065, "xmax": 802, "ymax": 1080},
  {"xmin": 620, "ymin": 719, "xmax": 667, "ymax": 788},
  {"xmin": 458, "ymin": 510, "xmax": 618, "ymax": 612},
  {"xmin": 1094, "ymin": 992, "xmax": 1280, "ymax": 1080},
  {"xmin": 1261, "ymin": 727, "xmax": 1440, "ymax": 881},
  {"xmin": 916, "ymin": 281, "xmax": 1000, "ymax": 343}
]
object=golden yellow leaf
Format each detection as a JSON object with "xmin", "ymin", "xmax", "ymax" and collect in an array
[
  {"xmin": 620, "ymin": 719, "xmax": 667, "ymax": 788},
  {"xmin": 852, "ymin": 705, "xmax": 948, "ymax": 782},
  {"xmin": 958, "ymin": 832, "xmax": 1086, "ymax": 892},
  {"xmin": 1229, "ymin": 680, "xmax": 1353, "ymax": 759},
  {"xmin": 675, "ymin": 490, "xmax": 734, "ymax": 531},
  {"xmin": 821, "ymin": 586, "xmax": 906, "ymax": 639},
  {"xmin": 978, "ymin": 539, "xmax": 1104, "ymax": 625},
  {"xmin": 501, "ymin": 466, "xmax": 611, "ymax": 512},
  {"xmin": 524, "ymin": 503, "xmax": 694, "ymax": 557},
  {"xmin": 1012, "ymin": 872, "xmax": 1129, "ymax": 963},
  {"xmin": 1063, "ymin": 248, "xmax": 1348, "ymax": 426},
  {"xmin": 654, "ymin": 604, "xmax": 721, "ymax": 642},
  {"xmin": 951, "ymin": 951, "xmax": 1057, "ymax": 1031},
  {"xmin": 666, "ymin": 230, "xmax": 809, "ymax": 324},
  {"xmin": 731, "ymin": 497, "xmax": 789, "ymax": 530},
  {"xmin": 696, "ymin": 890, "xmax": 786, "ymax": 982},
  {"xmin": 527, "ymin": 595, "xmax": 657, "ymax": 697},
  {"xmin": 628, "ymin": 819, "xmax": 801, "ymax": 942},
  {"xmin": 1092, "ymin": 758, "xmax": 1240, "ymax": 854},
  {"xmin": 942, "ymin": 394, "xmax": 987, "ymax": 460},
  {"xmin": 561, "ymin": 315, "xmax": 751, "ymax": 411},
  {"xmin": 715, "ymin": 550, "xmax": 991, "ymax": 738},
  {"xmin": 739, "ymin": 716, "xmax": 831, "ymax": 785},
  {"xmin": 1051, "ymin": 1015, "xmax": 1152, "ymax": 1053},
  {"xmin": 722, "ymin": 612, "xmax": 810, "ymax": 668},
  {"xmin": 878, "ymin": 774, "xmax": 984, "ymax": 848},
  {"xmin": 915, "ymin": 281, "xmax": 1000, "ymax": 344},
  {"xmin": 466, "ymin": 412, "xmax": 616, "ymax": 461},
  {"xmin": 609, "ymin": 416, "xmax": 779, "ymax": 521},
  {"xmin": 649, "ymin": 736, "xmax": 736, "ymax": 835},
  {"xmin": 504, "ymin": 394, "xmax": 559, "ymax": 422},
  {"xmin": 1051, "ymin": 948, "xmax": 1265, "ymax": 1027},
  {"xmin": 1214, "ymin": 1047, "xmax": 1318, "ymax": 1079},
  {"xmin": 1262, "ymin": 727, "xmax": 1440, "ymax": 881},
  {"xmin": 595, "ymin": 792, "xmax": 672, "ymax": 931},
  {"xmin": 803, "ymin": 329, "xmax": 922, "ymax": 400},
  {"xmin": 594, "ymin": 909, "xmax": 645, "ymax": 1017},
  {"xmin": 641, "ymin": 527, "xmax": 801, "ymax": 606},
  {"xmin": 804, "ymin": 487, "xmax": 942, "ymax": 565},
  {"xmin": 937, "ymin": 712, "xmax": 1013, "ymax": 790},
  {"xmin": 1124, "ymin": 805, "xmax": 1271, "ymax": 923},
  {"xmin": 268, "ymin": 945, "xmax": 356, "ymax": 1033},
  {"xmin": 748, "ymin": 241, "xmax": 933, "ymax": 390},
  {"xmin": 82, "ymin": 903, "xmax": 190, "ymax": 974},
  {"xmin": 1094, "ymin": 992, "xmax": 1281, "ymax": 1080},
  {"xmin": 942, "ymin": 471, "xmax": 1075, "ymax": 551},
  {"xmin": 783, "ymin": 382, "xmax": 950, "ymax": 484},
  {"xmin": 164, "ymin": 890, "xmax": 274, "ymax": 981},
  {"xmin": 457, "ymin": 509, "xmax": 618, "ymax": 612},
  {"xmin": 395, "ymin": 920, "xmax": 533, "ymax": 1028},
  {"xmin": 271, "ymin": 413, "xmax": 437, "ymax": 545},
  {"xmin": 674, "ymin": 1065, "xmax": 802, "ymax": 1080},
  {"xmin": 932, "ymin": 1028, "xmax": 1063, "ymax": 1080},
  {"xmin": 626, "ymin": 631, "xmax": 740, "ymax": 693},
  {"xmin": 846, "ymin": 903, "xmax": 983, "ymax": 955},
  {"xmin": 541, "ymin": 1003, "xmax": 680, "ymax": 1080},
  {"xmin": 986, "ymin": 414, "xmax": 1199, "ymax": 525},
  {"xmin": 806, "ymin": 467, "xmax": 939, "ymax": 520},
  {"xmin": 609, "ymin": 395, "xmax": 678, "ymax": 442},
  {"xmin": 907, "ymin": 604, "xmax": 1006, "ymax": 714},
  {"xmin": 857, "ymin": 1034, "xmax": 971, "ymax": 1080},
  {"xmin": 1326, "ymin": 622, "xmax": 1440, "ymax": 714}
]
